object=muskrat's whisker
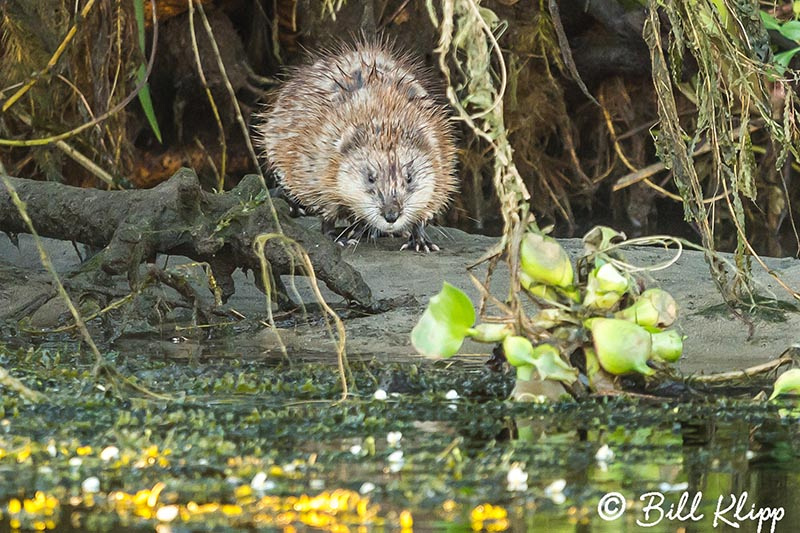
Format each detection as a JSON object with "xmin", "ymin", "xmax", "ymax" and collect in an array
[{"xmin": 429, "ymin": 224, "xmax": 455, "ymax": 242}]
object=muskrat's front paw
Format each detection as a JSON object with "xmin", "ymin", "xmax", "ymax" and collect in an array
[
  {"xmin": 328, "ymin": 221, "xmax": 366, "ymax": 247},
  {"xmin": 400, "ymin": 226, "xmax": 439, "ymax": 252},
  {"xmin": 335, "ymin": 236, "xmax": 360, "ymax": 247},
  {"xmin": 289, "ymin": 205, "xmax": 308, "ymax": 217},
  {"xmin": 400, "ymin": 240, "xmax": 439, "ymax": 252}
]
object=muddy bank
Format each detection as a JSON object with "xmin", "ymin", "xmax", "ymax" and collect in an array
[{"xmin": 1, "ymin": 227, "xmax": 799, "ymax": 374}]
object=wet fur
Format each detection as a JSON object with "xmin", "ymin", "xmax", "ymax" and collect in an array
[{"xmin": 253, "ymin": 39, "xmax": 457, "ymax": 248}]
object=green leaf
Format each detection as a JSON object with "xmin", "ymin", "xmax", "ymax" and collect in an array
[
  {"xmin": 428, "ymin": 282, "xmax": 475, "ymax": 327},
  {"xmin": 520, "ymin": 232, "xmax": 574, "ymax": 288},
  {"xmin": 769, "ymin": 368, "xmax": 800, "ymax": 400},
  {"xmin": 410, "ymin": 283, "xmax": 475, "ymax": 358},
  {"xmin": 584, "ymin": 347, "xmax": 601, "ymax": 378},
  {"xmin": 530, "ymin": 308, "xmax": 575, "ymax": 329},
  {"xmin": 774, "ymin": 47, "xmax": 800, "ymax": 73},
  {"xmin": 588, "ymin": 318, "xmax": 654, "ymax": 376},
  {"xmin": 593, "ymin": 263, "xmax": 629, "ymax": 294},
  {"xmin": 133, "ymin": 0, "xmax": 147, "ymax": 50},
  {"xmin": 649, "ymin": 329, "xmax": 684, "ymax": 363},
  {"xmin": 710, "ymin": 0, "xmax": 729, "ymax": 28},
  {"xmin": 410, "ymin": 308, "xmax": 465, "ymax": 358},
  {"xmin": 529, "ymin": 344, "xmax": 578, "ymax": 384},
  {"xmin": 135, "ymin": 66, "xmax": 162, "ymax": 143},
  {"xmin": 583, "ymin": 263, "xmax": 628, "ymax": 310},
  {"xmin": 502, "ymin": 338, "xmax": 577, "ymax": 385},
  {"xmin": 582, "ymin": 225, "xmax": 627, "ymax": 254},
  {"xmin": 760, "ymin": 11, "xmax": 782, "ymax": 31},
  {"xmin": 133, "ymin": 0, "xmax": 162, "ymax": 143},
  {"xmin": 516, "ymin": 365, "xmax": 535, "ymax": 382},
  {"xmin": 503, "ymin": 336, "xmax": 536, "ymax": 367},
  {"xmin": 779, "ymin": 20, "xmax": 800, "ymax": 41},
  {"xmin": 615, "ymin": 288, "xmax": 678, "ymax": 328},
  {"xmin": 583, "ymin": 347, "xmax": 617, "ymax": 392}
]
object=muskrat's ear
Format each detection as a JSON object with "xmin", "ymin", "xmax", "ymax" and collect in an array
[{"xmin": 337, "ymin": 124, "xmax": 369, "ymax": 154}]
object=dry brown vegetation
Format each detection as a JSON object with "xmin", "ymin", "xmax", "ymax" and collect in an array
[{"xmin": 2, "ymin": 2, "xmax": 798, "ymax": 247}]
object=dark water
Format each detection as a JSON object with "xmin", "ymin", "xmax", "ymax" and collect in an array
[{"xmin": 0, "ymin": 342, "xmax": 797, "ymax": 532}]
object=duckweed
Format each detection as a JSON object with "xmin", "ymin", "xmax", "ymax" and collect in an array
[{"xmin": 1, "ymin": 344, "xmax": 799, "ymax": 531}]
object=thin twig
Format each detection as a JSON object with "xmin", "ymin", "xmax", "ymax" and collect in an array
[
  {"xmin": 0, "ymin": 3, "xmax": 159, "ymax": 147},
  {"xmin": 719, "ymin": 170, "xmax": 800, "ymax": 302},
  {"xmin": 188, "ymin": 0, "xmax": 228, "ymax": 190},
  {"xmin": 688, "ymin": 354, "xmax": 794, "ymax": 384},
  {"xmin": 0, "ymin": 366, "xmax": 45, "ymax": 403},
  {"xmin": 1, "ymin": 160, "xmax": 170, "ymax": 402},
  {"xmin": 192, "ymin": 3, "xmax": 352, "ymax": 397},
  {"xmin": 193, "ymin": 3, "xmax": 280, "ymax": 228},
  {"xmin": 254, "ymin": 234, "xmax": 351, "ymax": 400},
  {"xmin": 377, "ymin": 0, "xmax": 412, "ymax": 30},
  {"xmin": 13, "ymin": 110, "xmax": 117, "ymax": 187}
]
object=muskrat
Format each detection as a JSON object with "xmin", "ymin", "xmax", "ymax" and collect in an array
[{"xmin": 253, "ymin": 40, "xmax": 457, "ymax": 251}]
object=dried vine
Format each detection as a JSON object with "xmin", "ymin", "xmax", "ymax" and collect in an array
[
  {"xmin": 644, "ymin": 0, "xmax": 800, "ymax": 304},
  {"xmin": 429, "ymin": 0, "xmax": 532, "ymax": 322}
]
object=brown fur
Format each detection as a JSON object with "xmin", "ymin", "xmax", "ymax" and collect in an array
[{"xmin": 253, "ymin": 40, "xmax": 457, "ymax": 247}]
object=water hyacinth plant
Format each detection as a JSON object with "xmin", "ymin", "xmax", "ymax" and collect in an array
[
  {"xmin": 769, "ymin": 369, "xmax": 800, "ymax": 401},
  {"xmin": 411, "ymin": 226, "xmax": 687, "ymax": 400}
]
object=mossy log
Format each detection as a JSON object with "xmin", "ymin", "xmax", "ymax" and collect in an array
[{"xmin": 0, "ymin": 169, "xmax": 374, "ymax": 320}]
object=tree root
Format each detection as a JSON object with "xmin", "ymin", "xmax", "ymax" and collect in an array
[{"xmin": 0, "ymin": 169, "xmax": 375, "ymax": 323}]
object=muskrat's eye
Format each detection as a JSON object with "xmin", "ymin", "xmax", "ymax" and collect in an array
[
  {"xmin": 366, "ymin": 170, "xmax": 376, "ymax": 184},
  {"xmin": 404, "ymin": 166, "xmax": 413, "ymax": 184}
]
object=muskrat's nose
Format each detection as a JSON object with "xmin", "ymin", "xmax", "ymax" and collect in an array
[{"xmin": 383, "ymin": 209, "xmax": 399, "ymax": 223}]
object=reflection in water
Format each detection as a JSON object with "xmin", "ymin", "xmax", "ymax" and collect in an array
[
  {"xmin": 502, "ymin": 411, "xmax": 797, "ymax": 532},
  {"xmin": 0, "ymin": 344, "xmax": 798, "ymax": 532}
]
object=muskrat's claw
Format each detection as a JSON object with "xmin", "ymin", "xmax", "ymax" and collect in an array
[
  {"xmin": 401, "ymin": 224, "xmax": 439, "ymax": 252},
  {"xmin": 399, "ymin": 240, "xmax": 439, "ymax": 252},
  {"xmin": 324, "ymin": 219, "xmax": 364, "ymax": 247},
  {"xmin": 336, "ymin": 236, "xmax": 361, "ymax": 247}
]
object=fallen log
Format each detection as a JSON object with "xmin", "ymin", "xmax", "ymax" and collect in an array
[{"xmin": 0, "ymin": 169, "xmax": 374, "ymax": 317}]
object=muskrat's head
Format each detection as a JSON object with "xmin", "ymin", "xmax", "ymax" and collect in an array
[{"xmin": 334, "ymin": 126, "xmax": 438, "ymax": 234}]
